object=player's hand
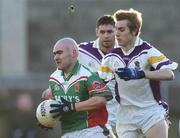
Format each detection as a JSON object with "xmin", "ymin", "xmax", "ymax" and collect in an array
[
  {"xmin": 41, "ymin": 87, "xmax": 53, "ymax": 100},
  {"xmin": 37, "ymin": 122, "xmax": 53, "ymax": 131},
  {"xmin": 115, "ymin": 68, "xmax": 145, "ymax": 81},
  {"xmin": 49, "ymin": 97, "xmax": 76, "ymax": 118}
]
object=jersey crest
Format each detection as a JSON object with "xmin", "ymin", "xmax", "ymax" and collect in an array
[
  {"xmin": 74, "ymin": 82, "xmax": 80, "ymax": 93},
  {"xmin": 54, "ymin": 85, "xmax": 60, "ymax": 91},
  {"xmin": 134, "ymin": 61, "xmax": 141, "ymax": 70}
]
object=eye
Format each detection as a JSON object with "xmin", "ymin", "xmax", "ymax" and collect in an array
[
  {"xmin": 107, "ymin": 30, "xmax": 113, "ymax": 33},
  {"xmin": 100, "ymin": 30, "xmax": 105, "ymax": 34},
  {"xmin": 53, "ymin": 50, "xmax": 63, "ymax": 55},
  {"xmin": 116, "ymin": 27, "xmax": 125, "ymax": 32}
]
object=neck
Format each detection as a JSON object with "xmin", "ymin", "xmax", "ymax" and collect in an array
[
  {"xmin": 63, "ymin": 62, "xmax": 76, "ymax": 78},
  {"xmin": 122, "ymin": 37, "xmax": 136, "ymax": 53},
  {"xmin": 100, "ymin": 43, "xmax": 114, "ymax": 53}
]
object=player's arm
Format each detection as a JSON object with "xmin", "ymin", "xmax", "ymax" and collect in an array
[
  {"xmin": 75, "ymin": 96, "xmax": 106, "ymax": 111},
  {"xmin": 115, "ymin": 68, "xmax": 175, "ymax": 81},
  {"xmin": 116, "ymin": 47, "xmax": 178, "ymax": 81},
  {"xmin": 75, "ymin": 73, "xmax": 112, "ymax": 111},
  {"xmin": 41, "ymin": 86, "xmax": 53, "ymax": 100},
  {"xmin": 144, "ymin": 47, "xmax": 178, "ymax": 80},
  {"xmin": 49, "ymin": 96, "xmax": 107, "ymax": 118},
  {"xmin": 98, "ymin": 54, "xmax": 116, "ymax": 81},
  {"xmin": 144, "ymin": 69, "xmax": 174, "ymax": 80},
  {"xmin": 50, "ymin": 73, "xmax": 112, "ymax": 118}
]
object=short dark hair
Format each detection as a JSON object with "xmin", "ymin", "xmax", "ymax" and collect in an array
[{"xmin": 96, "ymin": 15, "xmax": 115, "ymax": 28}]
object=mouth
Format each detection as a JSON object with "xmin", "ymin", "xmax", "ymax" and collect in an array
[
  {"xmin": 103, "ymin": 40, "xmax": 112, "ymax": 44},
  {"xmin": 55, "ymin": 61, "xmax": 61, "ymax": 65},
  {"xmin": 117, "ymin": 38, "xmax": 121, "ymax": 42},
  {"xmin": 104, "ymin": 39, "xmax": 112, "ymax": 42}
]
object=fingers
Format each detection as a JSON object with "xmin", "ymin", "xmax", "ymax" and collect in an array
[
  {"xmin": 117, "ymin": 68, "xmax": 125, "ymax": 72},
  {"xmin": 60, "ymin": 97, "xmax": 68, "ymax": 104},
  {"xmin": 38, "ymin": 123, "xmax": 53, "ymax": 130},
  {"xmin": 50, "ymin": 104, "xmax": 60, "ymax": 108},
  {"xmin": 49, "ymin": 108, "xmax": 60, "ymax": 113},
  {"xmin": 41, "ymin": 88, "xmax": 53, "ymax": 100}
]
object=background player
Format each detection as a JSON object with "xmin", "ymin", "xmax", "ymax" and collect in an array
[
  {"xmin": 98, "ymin": 9, "xmax": 178, "ymax": 138},
  {"xmin": 78, "ymin": 15, "xmax": 119, "ymax": 137}
]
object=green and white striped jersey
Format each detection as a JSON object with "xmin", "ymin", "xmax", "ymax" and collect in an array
[{"xmin": 49, "ymin": 61, "xmax": 112, "ymax": 134}]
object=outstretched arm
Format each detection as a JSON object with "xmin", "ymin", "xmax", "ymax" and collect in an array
[
  {"xmin": 50, "ymin": 96, "xmax": 107, "ymax": 118},
  {"xmin": 75, "ymin": 96, "xmax": 106, "ymax": 111},
  {"xmin": 144, "ymin": 69, "xmax": 174, "ymax": 80},
  {"xmin": 116, "ymin": 68, "xmax": 175, "ymax": 81}
]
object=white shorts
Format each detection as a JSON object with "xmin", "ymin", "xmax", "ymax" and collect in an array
[
  {"xmin": 106, "ymin": 98, "xmax": 119, "ymax": 132},
  {"xmin": 116, "ymin": 103, "xmax": 166, "ymax": 138},
  {"xmin": 106, "ymin": 80, "xmax": 119, "ymax": 133},
  {"xmin": 61, "ymin": 126, "xmax": 107, "ymax": 138}
]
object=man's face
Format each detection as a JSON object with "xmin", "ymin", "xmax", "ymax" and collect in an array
[
  {"xmin": 96, "ymin": 24, "xmax": 115, "ymax": 49},
  {"xmin": 53, "ymin": 44, "xmax": 72, "ymax": 70},
  {"xmin": 115, "ymin": 20, "xmax": 136, "ymax": 47}
]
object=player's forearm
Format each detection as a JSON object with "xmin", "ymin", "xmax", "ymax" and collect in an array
[
  {"xmin": 144, "ymin": 69, "xmax": 175, "ymax": 80},
  {"xmin": 75, "ymin": 96, "xmax": 106, "ymax": 112}
]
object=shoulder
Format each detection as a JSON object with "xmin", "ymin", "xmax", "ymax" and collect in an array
[
  {"xmin": 78, "ymin": 41, "xmax": 94, "ymax": 49},
  {"xmin": 50, "ymin": 69, "xmax": 62, "ymax": 78},
  {"xmin": 140, "ymin": 41, "xmax": 163, "ymax": 55},
  {"xmin": 79, "ymin": 64, "xmax": 100, "ymax": 78},
  {"xmin": 104, "ymin": 48, "xmax": 122, "ymax": 60},
  {"xmin": 79, "ymin": 64, "xmax": 93, "ymax": 76},
  {"xmin": 139, "ymin": 41, "xmax": 153, "ymax": 50}
]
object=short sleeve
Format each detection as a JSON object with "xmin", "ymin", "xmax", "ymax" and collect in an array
[
  {"xmin": 86, "ymin": 73, "xmax": 112, "ymax": 101},
  {"xmin": 147, "ymin": 47, "xmax": 178, "ymax": 70}
]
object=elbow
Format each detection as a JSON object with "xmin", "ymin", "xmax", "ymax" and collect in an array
[
  {"xmin": 94, "ymin": 96, "xmax": 106, "ymax": 106},
  {"xmin": 169, "ymin": 72, "xmax": 175, "ymax": 80},
  {"xmin": 166, "ymin": 70, "xmax": 175, "ymax": 80}
]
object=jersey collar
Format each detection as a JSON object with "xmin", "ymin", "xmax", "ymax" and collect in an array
[
  {"xmin": 134, "ymin": 36, "xmax": 143, "ymax": 47},
  {"xmin": 119, "ymin": 37, "xmax": 144, "ymax": 55},
  {"xmin": 92, "ymin": 38, "xmax": 119, "ymax": 49}
]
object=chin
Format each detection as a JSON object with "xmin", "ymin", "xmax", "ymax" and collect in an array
[
  {"xmin": 118, "ymin": 42, "xmax": 123, "ymax": 46},
  {"xmin": 104, "ymin": 44, "xmax": 113, "ymax": 48},
  {"xmin": 57, "ymin": 67, "xmax": 62, "ymax": 70}
]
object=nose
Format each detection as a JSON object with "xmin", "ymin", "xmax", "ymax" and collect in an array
[
  {"xmin": 104, "ymin": 32, "xmax": 109, "ymax": 38},
  {"xmin": 54, "ymin": 54, "xmax": 58, "ymax": 61},
  {"xmin": 115, "ymin": 30, "xmax": 120, "ymax": 37}
]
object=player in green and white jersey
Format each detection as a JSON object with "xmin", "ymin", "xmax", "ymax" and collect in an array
[
  {"xmin": 42, "ymin": 15, "xmax": 119, "ymax": 138},
  {"xmin": 45, "ymin": 38, "xmax": 113, "ymax": 138}
]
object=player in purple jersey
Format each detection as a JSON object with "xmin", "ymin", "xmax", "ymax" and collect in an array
[
  {"xmin": 78, "ymin": 15, "xmax": 119, "ymax": 138},
  {"xmin": 98, "ymin": 9, "xmax": 178, "ymax": 138}
]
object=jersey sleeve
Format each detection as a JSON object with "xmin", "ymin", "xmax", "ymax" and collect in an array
[
  {"xmin": 98, "ymin": 54, "xmax": 117, "ymax": 81},
  {"xmin": 147, "ymin": 47, "xmax": 178, "ymax": 70},
  {"xmin": 86, "ymin": 73, "xmax": 113, "ymax": 101}
]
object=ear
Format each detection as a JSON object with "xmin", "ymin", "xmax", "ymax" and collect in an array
[
  {"xmin": 72, "ymin": 49, "xmax": 78, "ymax": 58},
  {"xmin": 132, "ymin": 29, "xmax": 138, "ymax": 36}
]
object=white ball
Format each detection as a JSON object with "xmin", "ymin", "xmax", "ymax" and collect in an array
[{"xmin": 36, "ymin": 99, "xmax": 60, "ymax": 128}]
